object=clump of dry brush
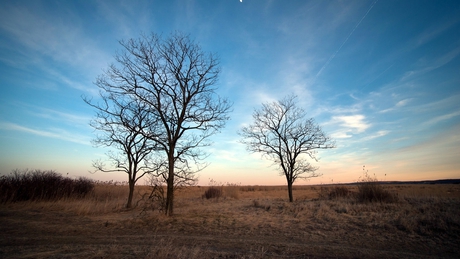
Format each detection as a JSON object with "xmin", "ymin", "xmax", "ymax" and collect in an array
[
  {"xmin": 322, "ymin": 166, "xmax": 398, "ymax": 203},
  {"xmin": 0, "ymin": 169, "xmax": 94, "ymax": 203},
  {"xmin": 355, "ymin": 166, "xmax": 397, "ymax": 203},
  {"xmin": 202, "ymin": 179, "xmax": 240, "ymax": 200},
  {"xmin": 326, "ymin": 186, "xmax": 351, "ymax": 199},
  {"xmin": 203, "ymin": 187, "xmax": 222, "ymax": 199}
]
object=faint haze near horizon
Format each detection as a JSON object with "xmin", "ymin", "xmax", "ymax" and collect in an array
[{"xmin": 0, "ymin": 0, "xmax": 459, "ymax": 185}]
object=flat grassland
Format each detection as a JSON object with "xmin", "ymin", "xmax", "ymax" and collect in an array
[{"xmin": 1, "ymin": 183, "xmax": 459, "ymax": 258}]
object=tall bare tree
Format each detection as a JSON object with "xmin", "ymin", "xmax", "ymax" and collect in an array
[
  {"xmin": 240, "ymin": 95, "xmax": 335, "ymax": 202},
  {"xmin": 83, "ymin": 90, "xmax": 158, "ymax": 208},
  {"xmin": 94, "ymin": 32, "xmax": 232, "ymax": 215}
]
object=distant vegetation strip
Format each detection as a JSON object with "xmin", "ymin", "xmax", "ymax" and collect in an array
[
  {"xmin": 0, "ymin": 169, "xmax": 94, "ymax": 203},
  {"xmin": 319, "ymin": 179, "xmax": 460, "ymax": 186}
]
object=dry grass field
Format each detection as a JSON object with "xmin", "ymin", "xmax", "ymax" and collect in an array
[{"xmin": 1, "ymin": 183, "xmax": 460, "ymax": 258}]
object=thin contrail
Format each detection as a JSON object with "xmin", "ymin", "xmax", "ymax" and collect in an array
[{"xmin": 316, "ymin": 0, "xmax": 379, "ymax": 77}]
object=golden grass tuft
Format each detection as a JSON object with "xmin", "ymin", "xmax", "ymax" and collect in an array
[{"xmin": 223, "ymin": 184, "xmax": 240, "ymax": 199}]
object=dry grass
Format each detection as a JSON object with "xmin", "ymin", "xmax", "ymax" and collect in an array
[
  {"xmin": 1, "ymin": 183, "xmax": 460, "ymax": 258},
  {"xmin": 1, "ymin": 184, "xmax": 149, "ymax": 215},
  {"xmin": 224, "ymin": 183, "xmax": 241, "ymax": 199},
  {"xmin": 0, "ymin": 169, "xmax": 94, "ymax": 202}
]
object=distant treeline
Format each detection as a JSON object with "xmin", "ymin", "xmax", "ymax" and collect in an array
[{"xmin": 345, "ymin": 179, "xmax": 460, "ymax": 185}]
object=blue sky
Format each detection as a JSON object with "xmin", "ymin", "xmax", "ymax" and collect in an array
[{"xmin": 1, "ymin": 0, "xmax": 459, "ymax": 185}]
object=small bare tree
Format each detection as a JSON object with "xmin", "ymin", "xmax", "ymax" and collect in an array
[
  {"xmin": 240, "ymin": 95, "xmax": 335, "ymax": 202},
  {"xmin": 83, "ymin": 90, "xmax": 158, "ymax": 208},
  {"xmin": 95, "ymin": 32, "xmax": 232, "ymax": 215}
]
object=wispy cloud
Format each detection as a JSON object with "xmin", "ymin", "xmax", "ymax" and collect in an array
[
  {"xmin": 30, "ymin": 107, "xmax": 92, "ymax": 128},
  {"xmin": 379, "ymin": 98, "xmax": 413, "ymax": 113},
  {"xmin": 399, "ymin": 45, "xmax": 460, "ymax": 83},
  {"xmin": 422, "ymin": 111, "xmax": 460, "ymax": 127},
  {"xmin": 331, "ymin": 131, "xmax": 353, "ymax": 139},
  {"xmin": 277, "ymin": 56, "xmax": 316, "ymax": 108},
  {"xmin": 211, "ymin": 149, "xmax": 241, "ymax": 163},
  {"xmin": 0, "ymin": 3, "xmax": 111, "ymax": 79},
  {"xmin": 332, "ymin": 115, "xmax": 370, "ymax": 133},
  {"xmin": 415, "ymin": 16, "xmax": 460, "ymax": 47},
  {"xmin": 384, "ymin": 123, "xmax": 460, "ymax": 176},
  {"xmin": 0, "ymin": 122, "xmax": 90, "ymax": 145},
  {"xmin": 412, "ymin": 94, "xmax": 460, "ymax": 113},
  {"xmin": 396, "ymin": 99, "xmax": 411, "ymax": 107},
  {"xmin": 96, "ymin": 1, "xmax": 152, "ymax": 39},
  {"xmin": 328, "ymin": 114, "xmax": 371, "ymax": 139},
  {"xmin": 9, "ymin": 102, "xmax": 93, "ymax": 129},
  {"xmin": 319, "ymin": 104, "xmax": 363, "ymax": 117},
  {"xmin": 361, "ymin": 130, "xmax": 389, "ymax": 141},
  {"xmin": 316, "ymin": 0, "xmax": 379, "ymax": 77}
]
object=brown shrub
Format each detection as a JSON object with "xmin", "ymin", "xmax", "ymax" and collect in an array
[
  {"xmin": 203, "ymin": 187, "xmax": 222, "ymax": 199},
  {"xmin": 328, "ymin": 186, "xmax": 350, "ymax": 199},
  {"xmin": 356, "ymin": 169, "xmax": 397, "ymax": 203}
]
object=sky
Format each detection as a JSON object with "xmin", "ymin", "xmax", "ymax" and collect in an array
[{"xmin": 0, "ymin": 0, "xmax": 459, "ymax": 186}]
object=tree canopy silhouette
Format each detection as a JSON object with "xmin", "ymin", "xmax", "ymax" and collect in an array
[
  {"xmin": 240, "ymin": 95, "xmax": 335, "ymax": 202},
  {"xmin": 87, "ymin": 32, "xmax": 232, "ymax": 215}
]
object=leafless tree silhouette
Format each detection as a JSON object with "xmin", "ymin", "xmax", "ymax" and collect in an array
[
  {"xmin": 83, "ymin": 91, "xmax": 159, "ymax": 208},
  {"xmin": 89, "ymin": 32, "xmax": 232, "ymax": 215},
  {"xmin": 240, "ymin": 95, "xmax": 335, "ymax": 202}
]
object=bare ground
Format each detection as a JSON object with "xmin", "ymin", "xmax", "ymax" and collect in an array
[{"xmin": 1, "ymin": 184, "xmax": 459, "ymax": 258}]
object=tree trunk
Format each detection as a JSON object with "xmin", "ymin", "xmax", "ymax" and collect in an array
[
  {"xmin": 126, "ymin": 179, "xmax": 135, "ymax": 208},
  {"xmin": 165, "ymin": 152, "xmax": 175, "ymax": 216},
  {"xmin": 287, "ymin": 181, "xmax": 293, "ymax": 202},
  {"xmin": 166, "ymin": 176, "xmax": 174, "ymax": 215}
]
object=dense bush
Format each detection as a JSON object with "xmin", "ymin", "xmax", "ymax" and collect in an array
[
  {"xmin": 0, "ymin": 169, "xmax": 94, "ymax": 203},
  {"xmin": 356, "ymin": 169, "xmax": 397, "ymax": 203},
  {"xmin": 328, "ymin": 186, "xmax": 350, "ymax": 199},
  {"xmin": 203, "ymin": 186, "xmax": 222, "ymax": 199}
]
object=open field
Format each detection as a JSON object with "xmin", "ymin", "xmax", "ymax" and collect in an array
[{"xmin": 1, "ymin": 183, "xmax": 460, "ymax": 258}]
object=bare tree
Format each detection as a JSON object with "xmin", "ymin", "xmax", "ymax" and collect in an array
[
  {"xmin": 240, "ymin": 95, "xmax": 335, "ymax": 202},
  {"xmin": 83, "ymin": 90, "xmax": 158, "ymax": 208},
  {"xmin": 94, "ymin": 32, "xmax": 232, "ymax": 215}
]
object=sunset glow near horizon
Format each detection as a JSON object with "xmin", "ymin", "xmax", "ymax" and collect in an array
[{"xmin": 1, "ymin": 1, "xmax": 459, "ymax": 186}]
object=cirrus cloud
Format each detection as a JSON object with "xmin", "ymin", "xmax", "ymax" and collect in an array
[{"xmin": 333, "ymin": 114, "xmax": 370, "ymax": 133}]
